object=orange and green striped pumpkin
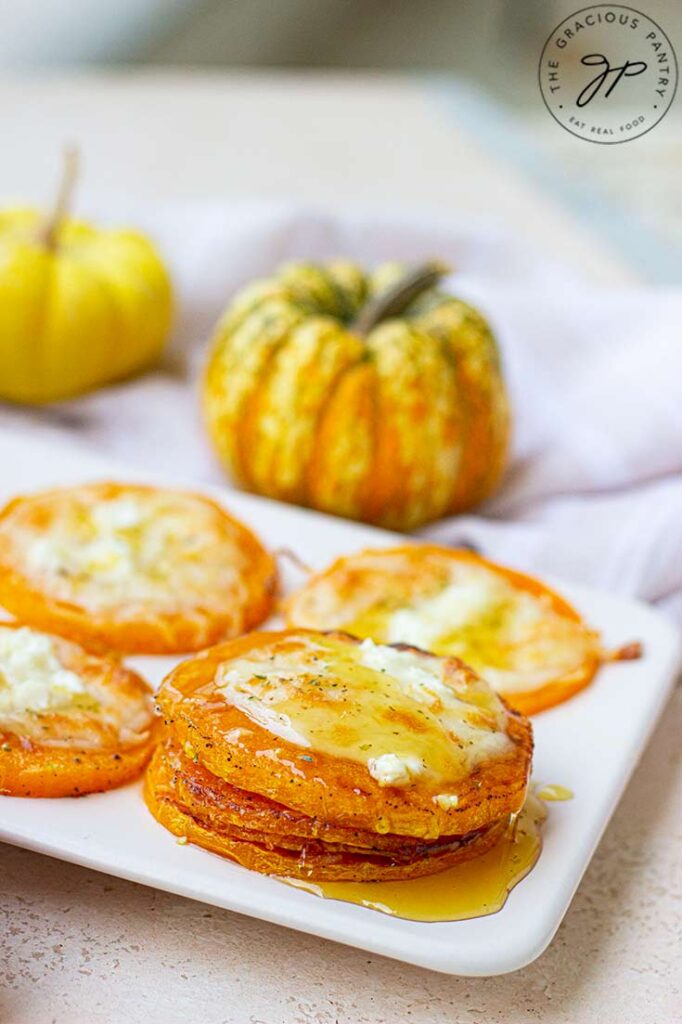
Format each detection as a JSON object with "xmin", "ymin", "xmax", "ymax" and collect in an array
[{"xmin": 202, "ymin": 261, "xmax": 510, "ymax": 530}]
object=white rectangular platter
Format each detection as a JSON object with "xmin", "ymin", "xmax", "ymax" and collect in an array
[{"xmin": 0, "ymin": 430, "xmax": 679, "ymax": 976}]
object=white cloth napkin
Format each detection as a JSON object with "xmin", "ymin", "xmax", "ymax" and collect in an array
[{"xmin": 2, "ymin": 200, "xmax": 681, "ymax": 624}]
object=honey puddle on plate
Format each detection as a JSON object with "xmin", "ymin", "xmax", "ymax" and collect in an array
[
  {"xmin": 282, "ymin": 789, "xmax": 568, "ymax": 922},
  {"xmin": 535, "ymin": 783, "xmax": 573, "ymax": 802}
]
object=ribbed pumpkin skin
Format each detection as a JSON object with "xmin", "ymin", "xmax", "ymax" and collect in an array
[
  {"xmin": 203, "ymin": 262, "xmax": 509, "ymax": 530},
  {"xmin": 0, "ymin": 208, "xmax": 172, "ymax": 403}
]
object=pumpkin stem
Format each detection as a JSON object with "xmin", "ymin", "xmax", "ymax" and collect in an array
[
  {"xmin": 350, "ymin": 260, "xmax": 450, "ymax": 335},
  {"xmin": 39, "ymin": 145, "xmax": 79, "ymax": 250}
]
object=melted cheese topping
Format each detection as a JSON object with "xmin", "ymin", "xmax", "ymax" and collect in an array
[
  {"xmin": 346, "ymin": 560, "xmax": 598, "ymax": 694},
  {"xmin": 367, "ymin": 753, "xmax": 424, "ymax": 787},
  {"xmin": 433, "ymin": 792, "xmax": 460, "ymax": 809},
  {"xmin": 388, "ymin": 571, "xmax": 505, "ymax": 647},
  {"xmin": 0, "ymin": 624, "xmax": 154, "ymax": 752},
  {"xmin": 0, "ymin": 626, "xmax": 85, "ymax": 715},
  {"xmin": 23, "ymin": 492, "xmax": 240, "ymax": 612},
  {"xmin": 216, "ymin": 634, "xmax": 512, "ymax": 788}
]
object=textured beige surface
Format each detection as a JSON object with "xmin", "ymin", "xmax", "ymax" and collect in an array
[
  {"xmin": 2, "ymin": 687, "xmax": 679, "ymax": 1024},
  {"xmin": 0, "ymin": 72, "xmax": 679, "ymax": 1023}
]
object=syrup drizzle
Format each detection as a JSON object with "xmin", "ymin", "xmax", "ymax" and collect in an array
[
  {"xmin": 535, "ymin": 783, "xmax": 573, "ymax": 802},
  {"xmin": 282, "ymin": 791, "xmax": 549, "ymax": 922}
]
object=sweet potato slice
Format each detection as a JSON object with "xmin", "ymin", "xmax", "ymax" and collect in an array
[
  {"xmin": 284, "ymin": 545, "xmax": 609, "ymax": 715},
  {"xmin": 0, "ymin": 622, "xmax": 157, "ymax": 797},
  {"xmin": 156, "ymin": 629, "xmax": 532, "ymax": 840},
  {"xmin": 150, "ymin": 739, "xmax": 500, "ymax": 857},
  {"xmin": 144, "ymin": 758, "xmax": 508, "ymax": 882},
  {"xmin": 0, "ymin": 482, "xmax": 277, "ymax": 654}
]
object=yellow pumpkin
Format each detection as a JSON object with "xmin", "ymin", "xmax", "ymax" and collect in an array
[
  {"xmin": 0, "ymin": 151, "xmax": 173, "ymax": 403},
  {"xmin": 203, "ymin": 260, "xmax": 510, "ymax": 530}
]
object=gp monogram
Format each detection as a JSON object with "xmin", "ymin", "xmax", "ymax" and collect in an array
[{"xmin": 539, "ymin": 5, "xmax": 678, "ymax": 143}]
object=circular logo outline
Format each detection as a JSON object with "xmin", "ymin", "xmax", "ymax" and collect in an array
[{"xmin": 538, "ymin": 3, "xmax": 678, "ymax": 144}]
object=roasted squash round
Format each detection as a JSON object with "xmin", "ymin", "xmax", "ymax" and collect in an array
[
  {"xmin": 144, "ymin": 739, "xmax": 509, "ymax": 881},
  {"xmin": 155, "ymin": 628, "xmax": 532, "ymax": 841},
  {"xmin": 0, "ymin": 621, "xmax": 157, "ymax": 797},
  {"xmin": 284, "ymin": 545, "xmax": 605, "ymax": 715},
  {"xmin": 0, "ymin": 482, "xmax": 277, "ymax": 654}
]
